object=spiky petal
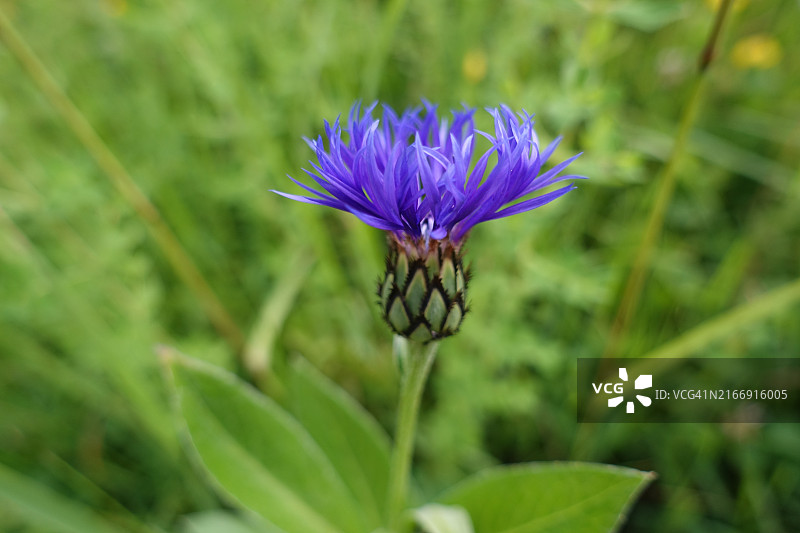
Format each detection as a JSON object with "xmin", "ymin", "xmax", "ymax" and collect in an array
[{"xmin": 272, "ymin": 101, "xmax": 586, "ymax": 245}]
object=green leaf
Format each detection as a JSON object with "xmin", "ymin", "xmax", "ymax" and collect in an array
[
  {"xmin": 0, "ymin": 462, "xmax": 129, "ymax": 533},
  {"xmin": 164, "ymin": 352, "xmax": 366, "ymax": 533},
  {"xmin": 414, "ymin": 504, "xmax": 475, "ymax": 533},
  {"xmin": 438, "ymin": 462, "xmax": 654, "ymax": 533},
  {"xmin": 181, "ymin": 510, "xmax": 280, "ymax": 533},
  {"xmin": 606, "ymin": 1, "xmax": 687, "ymax": 32},
  {"xmin": 285, "ymin": 357, "xmax": 392, "ymax": 529}
]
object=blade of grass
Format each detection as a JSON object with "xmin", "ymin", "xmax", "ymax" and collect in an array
[
  {"xmin": 0, "ymin": 462, "xmax": 129, "ymax": 533},
  {"xmin": 0, "ymin": 8, "xmax": 244, "ymax": 354},
  {"xmin": 244, "ymin": 251, "xmax": 315, "ymax": 389},
  {"xmin": 622, "ymin": 125, "xmax": 795, "ymax": 191},
  {"xmin": 41, "ymin": 452, "xmax": 169, "ymax": 533},
  {"xmin": 641, "ymin": 277, "xmax": 800, "ymax": 360},
  {"xmin": 574, "ymin": 274, "xmax": 800, "ymax": 433}
]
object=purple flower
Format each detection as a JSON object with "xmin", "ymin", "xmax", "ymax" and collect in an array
[{"xmin": 273, "ymin": 101, "xmax": 585, "ymax": 244}]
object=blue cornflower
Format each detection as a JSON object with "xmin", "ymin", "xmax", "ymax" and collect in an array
[
  {"xmin": 275, "ymin": 102, "xmax": 585, "ymax": 341},
  {"xmin": 275, "ymin": 101, "xmax": 583, "ymax": 243}
]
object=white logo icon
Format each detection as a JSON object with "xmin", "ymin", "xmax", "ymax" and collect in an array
[{"xmin": 608, "ymin": 368, "xmax": 652, "ymax": 413}]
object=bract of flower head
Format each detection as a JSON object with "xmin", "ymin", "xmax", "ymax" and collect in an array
[{"xmin": 273, "ymin": 101, "xmax": 586, "ymax": 246}]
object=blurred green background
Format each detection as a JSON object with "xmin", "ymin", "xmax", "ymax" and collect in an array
[{"xmin": 1, "ymin": 0, "xmax": 799, "ymax": 531}]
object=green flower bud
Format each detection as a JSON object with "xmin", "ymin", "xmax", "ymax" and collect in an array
[{"xmin": 378, "ymin": 234, "xmax": 469, "ymax": 343}]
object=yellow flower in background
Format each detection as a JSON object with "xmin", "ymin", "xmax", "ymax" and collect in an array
[
  {"xmin": 462, "ymin": 49, "xmax": 488, "ymax": 84},
  {"xmin": 104, "ymin": 0, "xmax": 128, "ymax": 17},
  {"xmin": 731, "ymin": 34, "xmax": 782, "ymax": 69}
]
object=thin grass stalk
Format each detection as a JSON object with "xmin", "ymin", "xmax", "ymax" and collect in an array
[
  {"xmin": 604, "ymin": 0, "xmax": 736, "ymax": 358},
  {"xmin": 641, "ymin": 277, "xmax": 800, "ymax": 361},
  {"xmin": 0, "ymin": 8, "xmax": 245, "ymax": 354}
]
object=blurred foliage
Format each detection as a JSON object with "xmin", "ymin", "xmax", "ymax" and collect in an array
[{"xmin": 1, "ymin": 0, "xmax": 799, "ymax": 531}]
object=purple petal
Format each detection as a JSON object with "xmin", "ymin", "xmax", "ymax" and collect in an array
[{"xmin": 484, "ymin": 185, "xmax": 577, "ymax": 221}]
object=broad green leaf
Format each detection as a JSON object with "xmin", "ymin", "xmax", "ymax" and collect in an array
[
  {"xmin": 286, "ymin": 357, "xmax": 392, "ymax": 529},
  {"xmin": 0, "ymin": 462, "xmax": 129, "ymax": 533},
  {"xmin": 438, "ymin": 462, "xmax": 654, "ymax": 533},
  {"xmin": 414, "ymin": 504, "xmax": 475, "ymax": 533},
  {"xmin": 165, "ymin": 353, "xmax": 366, "ymax": 533}
]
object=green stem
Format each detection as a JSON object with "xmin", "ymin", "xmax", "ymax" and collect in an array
[
  {"xmin": 603, "ymin": 0, "xmax": 736, "ymax": 358},
  {"xmin": 385, "ymin": 340, "xmax": 439, "ymax": 532}
]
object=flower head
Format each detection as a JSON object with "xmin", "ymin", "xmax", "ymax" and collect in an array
[
  {"xmin": 274, "ymin": 101, "xmax": 584, "ymax": 244},
  {"xmin": 275, "ymin": 101, "xmax": 585, "ymax": 341}
]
